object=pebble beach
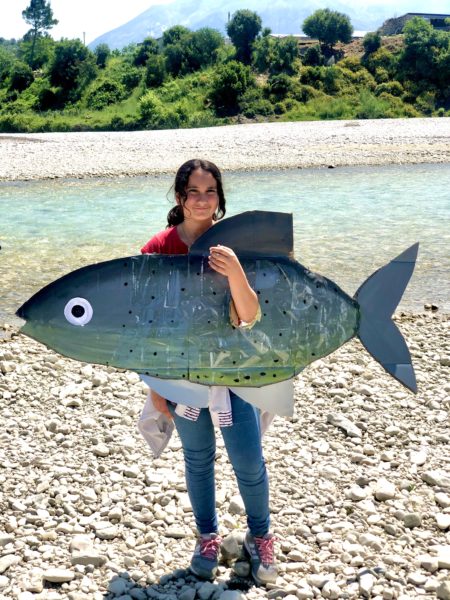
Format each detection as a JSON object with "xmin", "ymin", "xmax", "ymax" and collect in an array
[{"xmin": 0, "ymin": 119, "xmax": 449, "ymax": 600}]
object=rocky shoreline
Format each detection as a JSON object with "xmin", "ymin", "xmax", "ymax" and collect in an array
[
  {"xmin": 0, "ymin": 311, "xmax": 449, "ymax": 600},
  {"xmin": 1, "ymin": 118, "xmax": 450, "ymax": 181}
]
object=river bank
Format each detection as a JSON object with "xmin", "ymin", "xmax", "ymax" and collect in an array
[
  {"xmin": 0, "ymin": 312, "xmax": 449, "ymax": 599},
  {"xmin": 1, "ymin": 118, "xmax": 450, "ymax": 181}
]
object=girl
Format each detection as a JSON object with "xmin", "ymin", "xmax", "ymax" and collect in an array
[{"xmin": 141, "ymin": 159, "xmax": 277, "ymax": 585}]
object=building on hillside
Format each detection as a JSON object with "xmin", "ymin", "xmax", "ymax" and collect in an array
[{"xmin": 379, "ymin": 13, "xmax": 450, "ymax": 35}]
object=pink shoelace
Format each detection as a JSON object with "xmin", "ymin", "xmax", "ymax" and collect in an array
[
  {"xmin": 199, "ymin": 536, "xmax": 222, "ymax": 560},
  {"xmin": 254, "ymin": 535, "xmax": 276, "ymax": 565}
]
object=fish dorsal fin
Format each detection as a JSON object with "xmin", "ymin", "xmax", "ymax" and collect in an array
[{"xmin": 189, "ymin": 211, "xmax": 293, "ymax": 257}]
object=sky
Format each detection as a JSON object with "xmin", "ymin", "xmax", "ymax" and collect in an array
[
  {"xmin": 2, "ymin": 0, "xmax": 450, "ymax": 44},
  {"xmin": 2, "ymin": 0, "xmax": 172, "ymax": 44}
]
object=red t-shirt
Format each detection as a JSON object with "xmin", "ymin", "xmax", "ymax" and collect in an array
[{"xmin": 141, "ymin": 226, "xmax": 188, "ymax": 255}]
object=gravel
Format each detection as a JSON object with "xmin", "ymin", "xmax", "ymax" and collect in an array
[
  {"xmin": 1, "ymin": 118, "xmax": 450, "ymax": 181},
  {"xmin": 0, "ymin": 311, "xmax": 449, "ymax": 599}
]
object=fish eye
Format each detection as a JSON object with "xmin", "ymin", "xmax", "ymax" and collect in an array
[{"xmin": 64, "ymin": 298, "xmax": 93, "ymax": 326}]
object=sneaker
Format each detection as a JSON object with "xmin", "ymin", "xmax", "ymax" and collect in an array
[
  {"xmin": 190, "ymin": 533, "xmax": 222, "ymax": 580},
  {"xmin": 243, "ymin": 531, "xmax": 278, "ymax": 586}
]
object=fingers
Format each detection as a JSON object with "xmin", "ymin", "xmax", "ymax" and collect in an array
[{"xmin": 208, "ymin": 246, "xmax": 239, "ymax": 272}]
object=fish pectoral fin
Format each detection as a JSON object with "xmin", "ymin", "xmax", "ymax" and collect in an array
[{"xmin": 190, "ymin": 211, "xmax": 294, "ymax": 258}]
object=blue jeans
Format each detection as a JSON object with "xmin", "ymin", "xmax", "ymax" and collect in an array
[{"xmin": 169, "ymin": 391, "xmax": 270, "ymax": 536}]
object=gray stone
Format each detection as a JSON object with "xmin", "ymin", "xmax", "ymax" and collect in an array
[
  {"xmin": 437, "ymin": 580, "xmax": 450, "ymax": 600},
  {"xmin": 421, "ymin": 470, "xmax": 450, "ymax": 489},
  {"xmin": 403, "ymin": 512, "xmax": 422, "ymax": 528},
  {"xmin": 179, "ymin": 588, "xmax": 196, "ymax": 600},
  {"xmin": 0, "ymin": 576, "xmax": 9, "ymax": 589},
  {"xmin": 0, "ymin": 555, "xmax": 21, "ymax": 574},
  {"xmin": 108, "ymin": 577, "xmax": 129, "ymax": 596},
  {"xmin": 43, "ymin": 568, "xmax": 75, "ymax": 582}
]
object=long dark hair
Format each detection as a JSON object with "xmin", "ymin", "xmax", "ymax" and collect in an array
[{"xmin": 167, "ymin": 159, "xmax": 226, "ymax": 227}]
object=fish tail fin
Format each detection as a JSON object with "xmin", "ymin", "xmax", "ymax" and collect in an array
[{"xmin": 354, "ymin": 243, "xmax": 419, "ymax": 393}]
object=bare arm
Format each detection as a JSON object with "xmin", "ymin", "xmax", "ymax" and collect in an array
[
  {"xmin": 150, "ymin": 388, "xmax": 173, "ymax": 420},
  {"xmin": 208, "ymin": 245, "xmax": 259, "ymax": 325}
]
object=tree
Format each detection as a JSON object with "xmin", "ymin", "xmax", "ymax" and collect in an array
[
  {"xmin": 209, "ymin": 60, "xmax": 253, "ymax": 115},
  {"xmin": 226, "ymin": 10, "xmax": 262, "ymax": 65},
  {"xmin": 49, "ymin": 39, "xmax": 97, "ymax": 101},
  {"xmin": 163, "ymin": 28, "xmax": 224, "ymax": 76},
  {"xmin": 302, "ymin": 9, "xmax": 353, "ymax": 53},
  {"xmin": 22, "ymin": 0, "xmax": 58, "ymax": 67},
  {"xmin": 162, "ymin": 25, "xmax": 190, "ymax": 48},
  {"xmin": 9, "ymin": 61, "xmax": 34, "ymax": 91},
  {"xmin": 363, "ymin": 32, "xmax": 381, "ymax": 55},
  {"xmin": 133, "ymin": 37, "xmax": 159, "ymax": 67},
  {"xmin": 94, "ymin": 43, "xmax": 110, "ymax": 68},
  {"xmin": 145, "ymin": 54, "xmax": 167, "ymax": 87}
]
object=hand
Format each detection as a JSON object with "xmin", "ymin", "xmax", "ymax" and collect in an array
[
  {"xmin": 150, "ymin": 389, "xmax": 173, "ymax": 420},
  {"xmin": 208, "ymin": 245, "xmax": 242, "ymax": 278}
]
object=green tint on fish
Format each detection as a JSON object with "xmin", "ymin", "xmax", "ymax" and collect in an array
[{"xmin": 16, "ymin": 211, "xmax": 418, "ymax": 392}]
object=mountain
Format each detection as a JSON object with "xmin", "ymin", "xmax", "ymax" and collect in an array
[{"xmin": 88, "ymin": 0, "xmax": 436, "ymax": 49}]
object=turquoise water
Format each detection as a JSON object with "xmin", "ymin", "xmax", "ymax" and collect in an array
[{"xmin": 1, "ymin": 163, "xmax": 449, "ymax": 325}]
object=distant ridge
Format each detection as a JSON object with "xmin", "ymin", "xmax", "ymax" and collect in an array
[{"xmin": 88, "ymin": 0, "xmax": 450, "ymax": 49}]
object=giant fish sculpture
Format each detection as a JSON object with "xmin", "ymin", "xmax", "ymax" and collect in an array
[{"xmin": 16, "ymin": 211, "xmax": 418, "ymax": 393}]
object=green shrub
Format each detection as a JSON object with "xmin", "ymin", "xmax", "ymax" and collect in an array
[
  {"xmin": 266, "ymin": 73, "xmax": 294, "ymax": 100},
  {"xmin": 121, "ymin": 67, "xmax": 142, "ymax": 91},
  {"xmin": 86, "ymin": 80, "xmax": 126, "ymax": 110},
  {"xmin": 9, "ymin": 61, "xmax": 34, "ymax": 91},
  {"xmin": 363, "ymin": 32, "xmax": 381, "ymax": 54},
  {"xmin": 374, "ymin": 81, "xmax": 404, "ymax": 97},
  {"xmin": 209, "ymin": 60, "xmax": 253, "ymax": 116},
  {"xmin": 302, "ymin": 45, "xmax": 324, "ymax": 67},
  {"xmin": 145, "ymin": 55, "xmax": 167, "ymax": 88},
  {"xmin": 356, "ymin": 89, "xmax": 390, "ymax": 118},
  {"xmin": 414, "ymin": 90, "xmax": 436, "ymax": 115}
]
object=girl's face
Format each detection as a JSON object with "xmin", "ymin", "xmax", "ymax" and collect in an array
[{"xmin": 178, "ymin": 168, "xmax": 219, "ymax": 224}]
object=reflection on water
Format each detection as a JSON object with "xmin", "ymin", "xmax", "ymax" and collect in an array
[{"xmin": 1, "ymin": 163, "xmax": 449, "ymax": 325}]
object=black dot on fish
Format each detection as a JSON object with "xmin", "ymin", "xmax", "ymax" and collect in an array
[
  {"xmin": 279, "ymin": 333, "xmax": 283, "ymax": 336},
  {"xmin": 122, "ymin": 324, "xmax": 126, "ymax": 328},
  {"xmin": 232, "ymin": 360, "xmax": 236, "ymax": 365},
  {"xmin": 181, "ymin": 352, "xmax": 185, "ymax": 356},
  {"xmin": 303, "ymin": 299, "xmax": 307, "ymax": 304},
  {"xmin": 128, "ymin": 310, "xmax": 132, "ymax": 314},
  {"xmin": 244, "ymin": 376, "xmax": 251, "ymax": 380},
  {"xmin": 263, "ymin": 313, "xmax": 267, "ymax": 317},
  {"xmin": 212, "ymin": 291, "xmax": 216, "ymax": 295},
  {"xmin": 234, "ymin": 379, "xmax": 240, "ymax": 383},
  {"xmin": 314, "ymin": 305, "xmax": 318, "ymax": 310},
  {"xmin": 124, "ymin": 282, "xmax": 128, "ymax": 287},
  {"xmin": 273, "ymin": 374, "xmax": 277, "ymax": 378},
  {"xmin": 207, "ymin": 320, "xmax": 211, "ymax": 324},
  {"xmin": 124, "ymin": 262, "xmax": 128, "ymax": 267},
  {"xmin": 316, "ymin": 283, "xmax": 321, "ymax": 288},
  {"xmin": 257, "ymin": 290, "xmax": 261, "ymax": 295},
  {"xmin": 152, "ymin": 270, "xmax": 156, "ymax": 274},
  {"xmin": 263, "ymin": 273, "xmax": 266, "ymax": 277},
  {"xmin": 145, "ymin": 371, "xmax": 149, "ymax": 375},
  {"xmin": 71, "ymin": 305, "xmax": 85, "ymax": 318},
  {"xmin": 151, "ymin": 296, "xmax": 155, "ymax": 300},
  {"xmin": 196, "ymin": 375, "xmax": 200, "ymax": 379},
  {"xmin": 181, "ymin": 288, "xmax": 185, "ymax": 291},
  {"xmin": 312, "ymin": 352, "xmax": 316, "ymax": 356},
  {"xmin": 129, "ymin": 349, "xmax": 133, "ymax": 353},
  {"xmin": 260, "ymin": 372, "xmax": 266, "ymax": 376},
  {"xmin": 148, "ymin": 320, "xmax": 153, "ymax": 324},
  {"xmin": 203, "ymin": 375, "xmax": 208, "ymax": 379},
  {"xmin": 265, "ymin": 300, "xmax": 269, "ymax": 304},
  {"xmin": 273, "ymin": 359, "xmax": 279, "ymax": 363},
  {"xmin": 182, "ymin": 374, "xmax": 186, "ymax": 378},
  {"xmin": 153, "ymin": 352, "xmax": 157, "ymax": 356},
  {"xmin": 334, "ymin": 287, "xmax": 338, "ymax": 292},
  {"xmin": 171, "ymin": 320, "xmax": 174, "ymax": 323},
  {"xmin": 283, "ymin": 310, "xmax": 287, "ymax": 315}
]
